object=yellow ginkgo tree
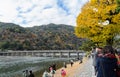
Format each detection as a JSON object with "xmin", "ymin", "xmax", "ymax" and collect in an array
[{"xmin": 75, "ymin": 0, "xmax": 120, "ymax": 46}]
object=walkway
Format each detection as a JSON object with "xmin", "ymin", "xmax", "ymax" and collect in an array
[
  {"xmin": 72, "ymin": 58, "xmax": 95, "ymax": 77},
  {"xmin": 54, "ymin": 57, "xmax": 95, "ymax": 77}
]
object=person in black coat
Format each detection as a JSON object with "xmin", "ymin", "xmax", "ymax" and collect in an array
[
  {"xmin": 96, "ymin": 45, "xmax": 117, "ymax": 77},
  {"xmin": 52, "ymin": 63, "xmax": 56, "ymax": 71},
  {"xmin": 28, "ymin": 70, "xmax": 35, "ymax": 77}
]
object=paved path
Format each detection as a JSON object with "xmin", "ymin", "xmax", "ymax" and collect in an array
[
  {"xmin": 72, "ymin": 58, "xmax": 95, "ymax": 77},
  {"xmin": 54, "ymin": 57, "xmax": 96, "ymax": 77}
]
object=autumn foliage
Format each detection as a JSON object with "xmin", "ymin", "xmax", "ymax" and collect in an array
[{"xmin": 75, "ymin": 0, "xmax": 120, "ymax": 46}]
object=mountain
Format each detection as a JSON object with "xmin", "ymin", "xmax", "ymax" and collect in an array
[
  {"xmin": 0, "ymin": 22, "xmax": 26, "ymax": 33},
  {"xmin": 0, "ymin": 22, "xmax": 84, "ymax": 51},
  {"xmin": 0, "ymin": 22, "xmax": 37, "ymax": 50}
]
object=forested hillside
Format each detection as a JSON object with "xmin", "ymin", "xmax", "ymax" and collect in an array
[{"xmin": 0, "ymin": 22, "xmax": 84, "ymax": 51}]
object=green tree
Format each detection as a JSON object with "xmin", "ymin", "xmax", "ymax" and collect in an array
[
  {"xmin": 75, "ymin": 0, "xmax": 120, "ymax": 46},
  {"xmin": 22, "ymin": 40, "xmax": 32, "ymax": 50},
  {"xmin": 116, "ymin": 0, "xmax": 120, "ymax": 13},
  {"xmin": 79, "ymin": 40, "xmax": 95, "ymax": 52},
  {"xmin": 0, "ymin": 41, "xmax": 10, "ymax": 51}
]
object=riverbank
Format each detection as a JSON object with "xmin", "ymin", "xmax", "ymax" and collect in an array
[{"xmin": 54, "ymin": 57, "xmax": 88, "ymax": 77}]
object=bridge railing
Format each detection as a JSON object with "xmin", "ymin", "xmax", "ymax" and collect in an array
[{"xmin": 0, "ymin": 50, "xmax": 85, "ymax": 58}]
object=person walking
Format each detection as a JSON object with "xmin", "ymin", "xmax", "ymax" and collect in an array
[
  {"xmin": 61, "ymin": 69, "xmax": 66, "ymax": 77},
  {"xmin": 70, "ymin": 59, "xmax": 74, "ymax": 67},
  {"xmin": 96, "ymin": 45, "xmax": 117, "ymax": 77},
  {"xmin": 28, "ymin": 70, "xmax": 35, "ymax": 77},
  {"xmin": 63, "ymin": 62, "xmax": 67, "ymax": 68}
]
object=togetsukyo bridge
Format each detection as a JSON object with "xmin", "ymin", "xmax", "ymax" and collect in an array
[{"xmin": 0, "ymin": 50, "xmax": 85, "ymax": 58}]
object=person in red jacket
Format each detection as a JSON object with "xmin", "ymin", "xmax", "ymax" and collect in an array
[{"xmin": 61, "ymin": 69, "xmax": 66, "ymax": 77}]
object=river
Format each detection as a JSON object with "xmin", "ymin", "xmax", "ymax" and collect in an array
[{"xmin": 0, "ymin": 56, "xmax": 70, "ymax": 77}]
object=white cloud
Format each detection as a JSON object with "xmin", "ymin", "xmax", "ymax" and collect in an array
[
  {"xmin": 0, "ymin": 0, "xmax": 88, "ymax": 27},
  {"xmin": 0, "ymin": 0, "xmax": 18, "ymax": 22}
]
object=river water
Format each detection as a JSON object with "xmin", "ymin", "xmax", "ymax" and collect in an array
[{"xmin": 0, "ymin": 56, "xmax": 70, "ymax": 77}]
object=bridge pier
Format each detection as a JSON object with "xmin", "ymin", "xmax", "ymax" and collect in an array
[
  {"xmin": 68, "ymin": 52, "xmax": 70, "ymax": 58},
  {"xmin": 52, "ymin": 52, "xmax": 55, "ymax": 58},
  {"xmin": 77, "ymin": 52, "xmax": 79, "ymax": 58},
  {"xmin": 59, "ymin": 52, "xmax": 62, "ymax": 58}
]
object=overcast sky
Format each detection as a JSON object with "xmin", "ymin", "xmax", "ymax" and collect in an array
[{"xmin": 0, "ymin": 0, "xmax": 88, "ymax": 27}]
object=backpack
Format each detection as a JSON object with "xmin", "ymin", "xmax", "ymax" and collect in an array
[{"xmin": 51, "ymin": 70, "xmax": 55, "ymax": 74}]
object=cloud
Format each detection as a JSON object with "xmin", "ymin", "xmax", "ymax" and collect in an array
[
  {"xmin": 0, "ymin": 0, "xmax": 88, "ymax": 27},
  {"xmin": 0, "ymin": 0, "xmax": 18, "ymax": 22}
]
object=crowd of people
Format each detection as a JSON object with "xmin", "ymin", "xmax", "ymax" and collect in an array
[
  {"xmin": 21, "ymin": 45, "xmax": 120, "ymax": 77},
  {"xmin": 92, "ymin": 45, "xmax": 120, "ymax": 77},
  {"xmin": 23, "ymin": 70, "xmax": 35, "ymax": 77},
  {"xmin": 42, "ymin": 62, "xmax": 67, "ymax": 77},
  {"xmin": 22, "ymin": 60, "xmax": 76, "ymax": 77},
  {"xmin": 42, "ymin": 63, "xmax": 56, "ymax": 77},
  {"xmin": 42, "ymin": 58, "xmax": 80, "ymax": 77}
]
